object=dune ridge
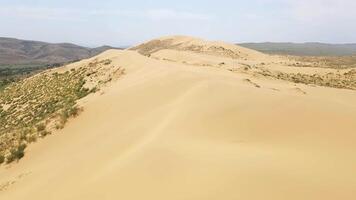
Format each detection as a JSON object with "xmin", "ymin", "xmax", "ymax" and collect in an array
[
  {"xmin": 131, "ymin": 35, "xmax": 266, "ymax": 60},
  {"xmin": 0, "ymin": 36, "xmax": 356, "ymax": 200}
]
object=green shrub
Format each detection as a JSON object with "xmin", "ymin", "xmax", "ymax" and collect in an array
[
  {"xmin": 27, "ymin": 135, "xmax": 37, "ymax": 143},
  {"xmin": 6, "ymin": 144, "xmax": 27, "ymax": 163},
  {"xmin": 68, "ymin": 106, "xmax": 80, "ymax": 117},
  {"xmin": 0, "ymin": 155, "xmax": 4, "ymax": 164},
  {"xmin": 36, "ymin": 123, "xmax": 46, "ymax": 131},
  {"xmin": 39, "ymin": 130, "xmax": 51, "ymax": 138},
  {"xmin": 102, "ymin": 59, "xmax": 112, "ymax": 65},
  {"xmin": 89, "ymin": 87, "xmax": 98, "ymax": 93},
  {"xmin": 55, "ymin": 123, "xmax": 64, "ymax": 130}
]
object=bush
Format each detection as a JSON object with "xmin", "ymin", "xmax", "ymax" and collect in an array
[
  {"xmin": 102, "ymin": 59, "xmax": 112, "ymax": 65},
  {"xmin": 36, "ymin": 123, "xmax": 46, "ymax": 131},
  {"xmin": 89, "ymin": 87, "xmax": 98, "ymax": 93},
  {"xmin": 56, "ymin": 106, "xmax": 80, "ymax": 129},
  {"xmin": 68, "ymin": 106, "xmax": 80, "ymax": 117},
  {"xmin": 27, "ymin": 135, "xmax": 37, "ymax": 143},
  {"xmin": 6, "ymin": 144, "xmax": 26, "ymax": 163},
  {"xmin": 76, "ymin": 88, "xmax": 90, "ymax": 98},
  {"xmin": 56, "ymin": 125, "xmax": 64, "ymax": 130},
  {"xmin": 39, "ymin": 130, "xmax": 51, "ymax": 138},
  {"xmin": 0, "ymin": 155, "xmax": 4, "ymax": 164}
]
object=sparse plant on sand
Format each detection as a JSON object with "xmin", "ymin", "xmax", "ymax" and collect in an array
[
  {"xmin": 0, "ymin": 155, "xmax": 4, "ymax": 164},
  {"xmin": 6, "ymin": 143, "xmax": 26, "ymax": 163},
  {"xmin": 36, "ymin": 123, "xmax": 46, "ymax": 132}
]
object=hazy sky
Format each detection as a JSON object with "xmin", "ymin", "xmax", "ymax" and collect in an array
[{"xmin": 1, "ymin": 0, "xmax": 355, "ymax": 46}]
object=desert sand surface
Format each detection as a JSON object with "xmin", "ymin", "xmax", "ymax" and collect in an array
[{"xmin": 1, "ymin": 36, "xmax": 356, "ymax": 200}]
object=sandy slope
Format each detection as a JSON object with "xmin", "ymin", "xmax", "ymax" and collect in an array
[{"xmin": 1, "ymin": 37, "xmax": 356, "ymax": 200}]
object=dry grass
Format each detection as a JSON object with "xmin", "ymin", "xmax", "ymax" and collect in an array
[
  {"xmin": 288, "ymin": 55, "xmax": 356, "ymax": 69},
  {"xmin": 231, "ymin": 65, "xmax": 356, "ymax": 90}
]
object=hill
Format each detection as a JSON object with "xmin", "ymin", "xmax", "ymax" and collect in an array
[
  {"xmin": 0, "ymin": 36, "xmax": 355, "ymax": 200},
  {"xmin": 239, "ymin": 42, "xmax": 356, "ymax": 56},
  {"xmin": 0, "ymin": 37, "xmax": 120, "ymax": 65},
  {"xmin": 0, "ymin": 37, "xmax": 121, "ymax": 89}
]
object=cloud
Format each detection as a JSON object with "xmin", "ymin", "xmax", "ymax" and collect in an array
[
  {"xmin": 286, "ymin": 0, "xmax": 356, "ymax": 22},
  {"xmin": 87, "ymin": 9, "xmax": 212, "ymax": 21},
  {"xmin": 1, "ymin": 1, "xmax": 354, "ymax": 44},
  {"xmin": 146, "ymin": 9, "xmax": 212, "ymax": 21},
  {"xmin": 0, "ymin": 6, "xmax": 84, "ymax": 22},
  {"xmin": 0, "ymin": 6, "xmax": 212, "ymax": 22}
]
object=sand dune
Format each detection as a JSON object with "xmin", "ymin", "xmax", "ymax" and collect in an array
[{"xmin": 1, "ymin": 36, "xmax": 356, "ymax": 200}]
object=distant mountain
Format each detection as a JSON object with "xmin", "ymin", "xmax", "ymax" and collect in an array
[
  {"xmin": 0, "ymin": 37, "xmax": 121, "ymax": 65},
  {"xmin": 238, "ymin": 42, "xmax": 356, "ymax": 56}
]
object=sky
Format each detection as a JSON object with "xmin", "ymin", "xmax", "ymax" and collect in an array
[{"xmin": 1, "ymin": 0, "xmax": 356, "ymax": 47}]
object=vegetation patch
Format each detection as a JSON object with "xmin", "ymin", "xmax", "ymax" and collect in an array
[
  {"xmin": 0, "ymin": 59, "xmax": 124, "ymax": 164},
  {"xmin": 258, "ymin": 68, "xmax": 356, "ymax": 90},
  {"xmin": 289, "ymin": 56, "xmax": 356, "ymax": 69}
]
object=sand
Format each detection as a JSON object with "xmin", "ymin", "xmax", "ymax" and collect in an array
[{"xmin": 1, "ymin": 36, "xmax": 356, "ymax": 200}]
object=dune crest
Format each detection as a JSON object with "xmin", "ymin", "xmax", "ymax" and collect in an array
[{"xmin": 131, "ymin": 35, "xmax": 267, "ymax": 60}]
